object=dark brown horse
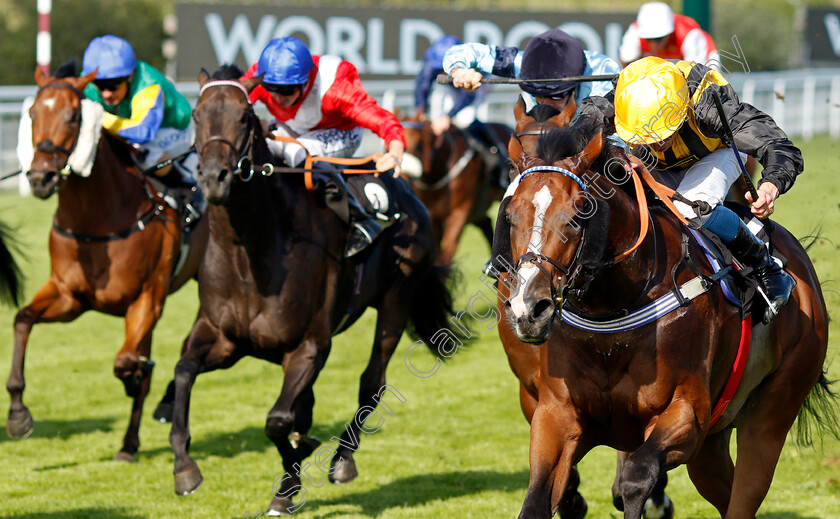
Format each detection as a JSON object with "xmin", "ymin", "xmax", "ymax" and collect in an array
[
  {"xmin": 0, "ymin": 218, "xmax": 23, "ymax": 308},
  {"xmin": 401, "ymin": 116, "xmax": 511, "ymax": 266},
  {"xmin": 503, "ymin": 114, "xmax": 832, "ymax": 518},
  {"xmin": 6, "ymin": 68, "xmax": 208, "ymax": 461},
  {"xmin": 169, "ymin": 66, "xmax": 451, "ymax": 515}
]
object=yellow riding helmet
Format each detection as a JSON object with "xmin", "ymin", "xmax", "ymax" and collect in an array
[{"xmin": 614, "ymin": 57, "xmax": 690, "ymax": 145}]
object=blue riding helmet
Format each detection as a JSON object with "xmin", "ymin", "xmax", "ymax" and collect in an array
[
  {"xmin": 424, "ymin": 35, "xmax": 462, "ymax": 69},
  {"xmin": 82, "ymin": 35, "xmax": 137, "ymax": 79},
  {"xmin": 258, "ymin": 37, "xmax": 315, "ymax": 85}
]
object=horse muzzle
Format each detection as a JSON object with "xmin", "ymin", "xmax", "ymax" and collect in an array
[
  {"xmin": 26, "ymin": 167, "xmax": 61, "ymax": 199},
  {"xmin": 197, "ymin": 161, "xmax": 234, "ymax": 205},
  {"xmin": 504, "ymin": 266, "xmax": 556, "ymax": 344}
]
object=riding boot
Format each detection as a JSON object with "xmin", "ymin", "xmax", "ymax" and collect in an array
[
  {"xmin": 468, "ymin": 120, "xmax": 510, "ymax": 189},
  {"xmin": 726, "ymin": 220, "xmax": 796, "ymax": 323},
  {"xmin": 346, "ymin": 194, "xmax": 383, "ymax": 257},
  {"xmin": 315, "ymin": 169, "xmax": 383, "ymax": 258},
  {"xmin": 483, "ymin": 197, "xmax": 514, "ymax": 280}
]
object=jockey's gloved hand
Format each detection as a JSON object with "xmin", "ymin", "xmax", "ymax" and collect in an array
[
  {"xmin": 376, "ymin": 140, "xmax": 404, "ymax": 174},
  {"xmin": 431, "ymin": 115, "xmax": 451, "ymax": 136},
  {"xmin": 450, "ymin": 67, "xmax": 483, "ymax": 92}
]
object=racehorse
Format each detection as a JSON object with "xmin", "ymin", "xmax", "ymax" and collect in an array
[
  {"xmin": 6, "ymin": 67, "xmax": 209, "ymax": 462},
  {"xmin": 401, "ymin": 116, "xmax": 512, "ymax": 266},
  {"xmin": 169, "ymin": 66, "xmax": 452, "ymax": 515},
  {"xmin": 503, "ymin": 113, "xmax": 832, "ymax": 518}
]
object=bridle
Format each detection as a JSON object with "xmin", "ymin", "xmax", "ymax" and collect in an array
[
  {"xmin": 196, "ymin": 80, "xmax": 274, "ymax": 182},
  {"xmin": 32, "ymin": 82, "xmax": 86, "ymax": 184}
]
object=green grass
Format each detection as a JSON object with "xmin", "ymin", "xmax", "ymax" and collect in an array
[{"xmin": 1, "ymin": 136, "xmax": 839, "ymax": 518}]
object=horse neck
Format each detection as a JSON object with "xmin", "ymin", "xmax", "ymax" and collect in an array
[
  {"xmin": 574, "ymin": 173, "xmax": 654, "ymax": 312},
  {"xmin": 55, "ymin": 131, "xmax": 147, "ymax": 230}
]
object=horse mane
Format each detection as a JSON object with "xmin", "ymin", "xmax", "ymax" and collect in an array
[
  {"xmin": 535, "ymin": 113, "xmax": 604, "ymax": 165},
  {"xmin": 526, "ymin": 103, "xmax": 562, "ymax": 124},
  {"xmin": 211, "ymin": 64, "xmax": 245, "ymax": 80},
  {"xmin": 54, "ymin": 60, "xmax": 78, "ymax": 79}
]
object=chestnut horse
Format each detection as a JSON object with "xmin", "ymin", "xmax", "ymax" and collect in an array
[
  {"xmin": 504, "ymin": 114, "xmax": 832, "ymax": 518},
  {"xmin": 402, "ymin": 117, "xmax": 512, "ymax": 266},
  {"xmin": 6, "ymin": 68, "xmax": 209, "ymax": 462},
  {"xmin": 169, "ymin": 66, "xmax": 451, "ymax": 515}
]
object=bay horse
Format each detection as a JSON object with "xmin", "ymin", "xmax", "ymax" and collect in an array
[
  {"xmin": 503, "ymin": 113, "xmax": 832, "ymax": 518},
  {"xmin": 169, "ymin": 66, "xmax": 451, "ymax": 515},
  {"xmin": 6, "ymin": 67, "xmax": 209, "ymax": 462},
  {"xmin": 0, "ymin": 218, "xmax": 23, "ymax": 307},
  {"xmin": 401, "ymin": 116, "xmax": 512, "ymax": 266}
]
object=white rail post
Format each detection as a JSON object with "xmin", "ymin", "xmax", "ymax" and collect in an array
[{"xmin": 802, "ymin": 77, "xmax": 815, "ymax": 140}]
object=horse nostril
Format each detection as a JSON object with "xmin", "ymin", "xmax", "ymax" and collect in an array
[
  {"xmin": 41, "ymin": 171, "xmax": 57, "ymax": 186},
  {"xmin": 218, "ymin": 169, "xmax": 229, "ymax": 183},
  {"xmin": 531, "ymin": 299, "xmax": 553, "ymax": 320}
]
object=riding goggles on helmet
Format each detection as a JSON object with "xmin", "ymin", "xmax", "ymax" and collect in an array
[
  {"xmin": 93, "ymin": 76, "xmax": 130, "ymax": 92},
  {"xmin": 263, "ymin": 83, "xmax": 304, "ymax": 96}
]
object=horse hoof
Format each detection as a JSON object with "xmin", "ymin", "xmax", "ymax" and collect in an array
[
  {"xmin": 113, "ymin": 451, "xmax": 137, "ymax": 463},
  {"xmin": 153, "ymin": 401, "xmax": 174, "ymax": 423},
  {"xmin": 559, "ymin": 493, "xmax": 587, "ymax": 519},
  {"xmin": 266, "ymin": 496, "xmax": 295, "ymax": 516},
  {"xmin": 329, "ymin": 454, "xmax": 358, "ymax": 484},
  {"xmin": 643, "ymin": 495, "xmax": 674, "ymax": 519},
  {"xmin": 6, "ymin": 408, "xmax": 33, "ymax": 439},
  {"xmin": 174, "ymin": 464, "xmax": 204, "ymax": 496}
]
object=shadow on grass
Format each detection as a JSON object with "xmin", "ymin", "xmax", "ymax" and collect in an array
[
  {"xmin": 137, "ymin": 420, "xmax": 350, "ymax": 461},
  {"xmin": 1, "ymin": 507, "xmax": 145, "ymax": 519},
  {"xmin": 0, "ymin": 416, "xmax": 118, "ymax": 444},
  {"xmin": 298, "ymin": 469, "xmax": 529, "ymax": 517}
]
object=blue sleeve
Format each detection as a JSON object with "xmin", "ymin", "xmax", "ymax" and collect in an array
[
  {"xmin": 448, "ymin": 88, "xmax": 479, "ymax": 118},
  {"xmin": 414, "ymin": 62, "xmax": 438, "ymax": 112},
  {"xmin": 574, "ymin": 51, "xmax": 622, "ymax": 109}
]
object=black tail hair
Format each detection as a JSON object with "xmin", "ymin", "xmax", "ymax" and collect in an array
[
  {"xmin": 0, "ymin": 219, "xmax": 24, "ymax": 307},
  {"xmin": 407, "ymin": 265, "xmax": 462, "ymax": 359},
  {"xmin": 794, "ymin": 369, "xmax": 840, "ymax": 447}
]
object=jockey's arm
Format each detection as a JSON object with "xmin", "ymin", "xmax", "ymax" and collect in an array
[
  {"xmin": 443, "ymin": 43, "xmax": 522, "ymax": 92},
  {"xmin": 101, "ymin": 84, "xmax": 165, "ymax": 144}
]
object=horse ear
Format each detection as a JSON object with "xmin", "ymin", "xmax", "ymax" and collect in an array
[
  {"xmin": 78, "ymin": 69, "xmax": 97, "ymax": 89},
  {"xmin": 514, "ymin": 95, "xmax": 526, "ymax": 123},
  {"xmin": 198, "ymin": 68, "xmax": 210, "ymax": 87},
  {"xmin": 34, "ymin": 67, "xmax": 49, "ymax": 88},
  {"xmin": 242, "ymin": 73, "xmax": 263, "ymax": 94},
  {"xmin": 565, "ymin": 132, "xmax": 603, "ymax": 173}
]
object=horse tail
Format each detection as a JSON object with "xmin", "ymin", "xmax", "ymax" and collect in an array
[
  {"xmin": 407, "ymin": 264, "xmax": 459, "ymax": 358},
  {"xmin": 794, "ymin": 370, "xmax": 840, "ymax": 447},
  {"xmin": 0, "ymin": 218, "xmax": 24, "ymax": 307}
]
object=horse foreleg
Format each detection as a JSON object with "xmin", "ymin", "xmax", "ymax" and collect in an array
[
  {"xmin": 265, "ymin": 337, "xmax": 329, "ymax": 515},
  {"xmin": 330, "ymin": 295, "xmax": 411, "ymax": 485},
  {"xmin": 154, "ymin": 310, "xmax": 201, "ymax": 423},
  {"xmin": 686, "ymin": 428, "xmax": 733, "ymax": 517},
  {"xmin": 519, "ymin": 403, "xmax": 582, "ymax": 519},
  {"xmin": 7, "ymin": 279, "xmax": 83, "ymax": 439},
  {"xmin": 618, "ymin": 394, "xmax": 704, "ymax": 519},
  {"xmin": 435, "ymin": 209, "xmax": 470, "ymax": 267},
  {"xmin": 171, "ymin": 315, "xmax": 236, "ymax": 496}
]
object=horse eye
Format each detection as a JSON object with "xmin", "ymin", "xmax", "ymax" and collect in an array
[
  {"xmin": 69, "ymin": 110, "xmax": 81, "ymax": 124},
  {"xmin": 240, "ymin": 113, "xmax": 249, "ymax": 124}
]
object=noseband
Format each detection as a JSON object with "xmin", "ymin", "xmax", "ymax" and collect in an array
[
  {"xmin": 197, "ymin": 80, "xmax": 274, "ymax": 182},
  {"xmin": 33, "ymin": 82, "xmax": 87, "ymax": 179}
]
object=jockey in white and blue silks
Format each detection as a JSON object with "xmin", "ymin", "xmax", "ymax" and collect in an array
[
  {"xmin": 443, "ymin": 29, "xmax": 621, "ymax": 279},
  {"xmin": 443, "ymin": 28, "xmax": 620, "ymax": 115}
]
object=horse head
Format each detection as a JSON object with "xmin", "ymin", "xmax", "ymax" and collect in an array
[
  {"xmin": 27, "ymin": 67, "xmax": 97, "ymax": 198},
  {"xmin": 509, "ymin": 94, "xmax": 575, "ymax": 172},
  {"xmin": 193, "ymin": 66, "xmax": 264, "ymax": 204},
  {"xmin": 503, "ymin": 113, "xmax": 622, "ymax": 343}
]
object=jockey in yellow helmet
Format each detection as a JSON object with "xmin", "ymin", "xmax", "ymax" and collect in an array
[{"xmin": 608, "ymin": 57, "xmax": 799, "ymax": 323}]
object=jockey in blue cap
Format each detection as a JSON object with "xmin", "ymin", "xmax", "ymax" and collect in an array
[
  {"xmin": 241, "ymin": 36, "xmax": 406, "ymax": 257},
  {"xmin": 412, "ymin": 34, "xmax": 510, "ymax": 188},
  {"xmin": 82, "ymin": 35, "xmax": 198, "ymax": 190}
]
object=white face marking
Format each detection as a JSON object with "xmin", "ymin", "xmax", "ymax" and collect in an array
[
  {"xmin": 509, "ymin": 265, "xmax": 538, "ymax": 318},
  {"xmin": 528, "ymin": 186, "xmax": 553, "ymax": 254},
  {"xmin": 42, "ymin": 97, "xmax": 56, "ymax": 110}
]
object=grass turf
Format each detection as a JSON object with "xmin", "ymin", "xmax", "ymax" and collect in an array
[{"xmin": 0, "ymin": 135, "xmax": 838, "ymax": 518}]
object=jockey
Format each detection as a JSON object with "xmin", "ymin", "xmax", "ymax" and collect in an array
[
  {"xmin": 444, "ymin": 28, "xmax": 620, "ymax": 118},
  {"xmin": 611, "ymin": 57, "xmax": 798, "ymax": 323},
  {"xmin": 443, "ymin": 29, "xmax": 621, "ymax": 278},
  {"xmin": 619, "ymin": 2, "xmax": 720, "ymax": 71},
  {"xmin": 414, "ymin": 35, "xmax": 508, "ymax": 187},
  {"xmin": 81, "ymin": 35, "xmax": 197, "ymax": 187},
  {"xmin": 241, "ymin": 36, "xmax": 405, "ymax": 257}
]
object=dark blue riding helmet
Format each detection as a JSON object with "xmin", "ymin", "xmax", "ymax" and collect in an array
[
  {"xmin": 82, "ymin": 35, "xmax": 137, "ymax": 79},
  {"xmin": 258, "ymin": 36, "xmax": 315, "ymax": 85},
  {"xmin": 520, "ymin": 29, "xmax": 586, "ymax": 98},
  {"xmin": 424, "ymin": 35, "xmax": 463, "ymax": 70}
]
